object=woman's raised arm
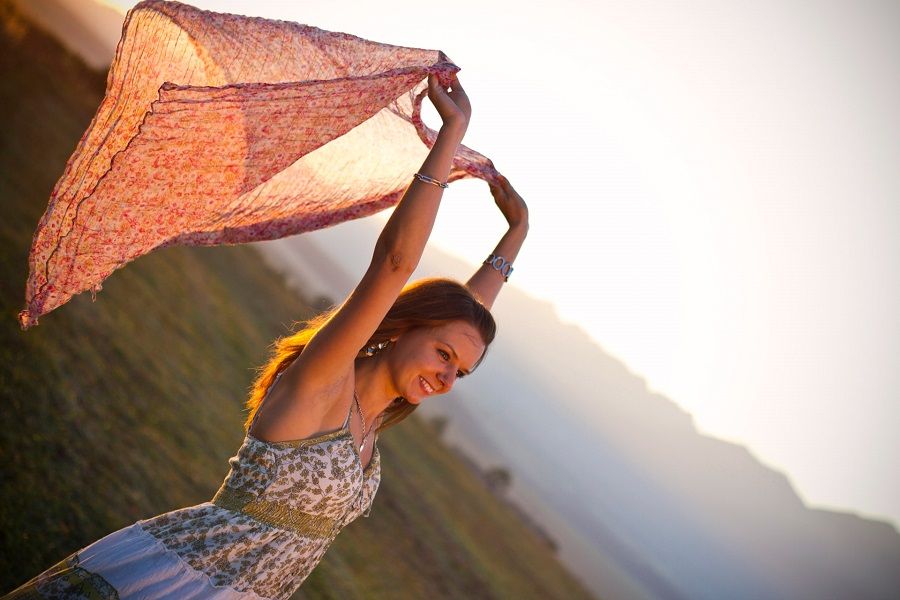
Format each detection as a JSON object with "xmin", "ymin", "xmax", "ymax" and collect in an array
[
  {"xmin": 285, "ymin": 74, "xmax": 471, "ymax": 395},
  {"xmin": 466, "ymin": 176, "xmax": 529, "ymax": 311}
]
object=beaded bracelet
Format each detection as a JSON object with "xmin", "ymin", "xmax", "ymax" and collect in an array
[{"xmin": 413, "ymin": 172, "xmax": 449, "ymax": 189}]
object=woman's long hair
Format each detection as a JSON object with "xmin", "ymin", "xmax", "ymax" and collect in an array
[{"xmin": 244, "ymin": 277, "xmax": 497, "ymax": 434}]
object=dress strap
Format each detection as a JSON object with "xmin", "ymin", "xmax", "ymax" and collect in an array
[{"xmin": 342, "ymin": 392, "xmax": 355, "ymax": 430}]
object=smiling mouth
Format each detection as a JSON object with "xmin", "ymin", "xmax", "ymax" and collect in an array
[{"xmin": 419, "ymin": 376, "xmax": 435, "ymax": 394}]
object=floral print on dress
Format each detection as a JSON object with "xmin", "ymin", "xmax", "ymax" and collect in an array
[
  {"xmin": 137, "ymin": 431, "xmax": 380, "ymax": 599},
  {"xmin": 19, "ymin": 551, "xmax": 120, "ymax": 600}
]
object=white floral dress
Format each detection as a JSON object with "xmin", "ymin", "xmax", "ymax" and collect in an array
[{"xmin": 3, "ymin": 376, "xmax": 381, "ymax": 599}]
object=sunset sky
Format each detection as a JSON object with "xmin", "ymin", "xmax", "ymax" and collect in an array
[{"xmin": 102, "ymin": 0, "xmax": 900, "ymax": 526}]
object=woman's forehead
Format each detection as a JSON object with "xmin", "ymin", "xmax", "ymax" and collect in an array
[
  {"xmin": 428, "ymin": 320, "xmax": 478, "ymax": 337},
  {"xmin": 428, "ymin": 322, "xmax": 484, "ymax": 352}
]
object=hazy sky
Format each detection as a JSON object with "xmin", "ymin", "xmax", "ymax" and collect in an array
[{"xmin": 104, "ymin": 0, "xmax": 900, "ymax": 525}]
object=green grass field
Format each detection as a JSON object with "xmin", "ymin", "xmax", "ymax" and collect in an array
[{"xmin": 0, "ymin": 2, "xmax": 595, "ymax": 598}]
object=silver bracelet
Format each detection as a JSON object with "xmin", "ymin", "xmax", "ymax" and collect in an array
[
  {"xmin": 413, "ymin": 172, "xmax": 449, "ymax": 189},
  {"xmin": 484, "ymin": 254, "xmax": 513, "ymax": 282}
]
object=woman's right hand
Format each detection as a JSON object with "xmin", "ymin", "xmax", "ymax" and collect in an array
[
  {"xmin": 489, "ymin": 175, "xmax": 529, "ymax": 230},
  {"xmin": 427, "ymin": 73, "xmax": 471, "ymax": 133}
]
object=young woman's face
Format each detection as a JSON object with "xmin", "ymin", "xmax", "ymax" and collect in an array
[{"xmin": 389, "ymin": 320, "xmax": 486, "ymax": 404}]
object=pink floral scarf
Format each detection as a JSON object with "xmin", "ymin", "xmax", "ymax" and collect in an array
[{"xmin": 19, "ymin": 0, "xmax": 499, "ymax": 329}]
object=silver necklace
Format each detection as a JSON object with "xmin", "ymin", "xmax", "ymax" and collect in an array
[{"xmin": 352, "ymin": 389, "xmax": 377, "ymax": 453}]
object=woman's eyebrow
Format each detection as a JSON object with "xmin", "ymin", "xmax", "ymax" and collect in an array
[{"xmin": 440, "ymin": 340, "xmax": 471, "ymax": 375}]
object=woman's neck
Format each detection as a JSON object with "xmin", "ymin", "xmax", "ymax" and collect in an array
[{"xmin": 353, "ymin": 354, "xmax": 398, "ymax": 424}]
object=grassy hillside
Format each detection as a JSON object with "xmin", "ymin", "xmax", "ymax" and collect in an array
[{"xmin": 0, "ymin": 2, "xmax": 595, "ymax": 598}]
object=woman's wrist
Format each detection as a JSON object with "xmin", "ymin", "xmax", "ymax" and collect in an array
[
  {"xmin": 508, "ymin": 217, "xmax": 530, "ymax": 233},
  {"xmin": 438, "ymin": 120, "xmax": 467, "ymax": 142}
]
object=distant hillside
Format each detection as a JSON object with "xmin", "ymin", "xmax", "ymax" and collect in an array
[{"xmin": 0, "ymin": 2, "xmax": 597, "ymax": 598}]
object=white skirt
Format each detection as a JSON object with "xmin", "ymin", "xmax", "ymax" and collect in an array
[{"xmin": 3, "ymin": 522, "xmax": 267, "ymax": 599}]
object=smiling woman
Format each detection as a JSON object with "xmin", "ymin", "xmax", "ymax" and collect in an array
[{"xmin": 3, "ymin": 4, "xmax": 531, "ymax": 597}]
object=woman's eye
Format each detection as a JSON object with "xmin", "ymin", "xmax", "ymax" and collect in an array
[{"xmin": 438, "ymin": 349, "xmax": 466, "ymax": 379}]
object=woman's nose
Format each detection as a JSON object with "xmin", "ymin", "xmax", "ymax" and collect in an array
[{"xmin": 437, "ymin": 369, "xmax": 456, "ymax": 390}]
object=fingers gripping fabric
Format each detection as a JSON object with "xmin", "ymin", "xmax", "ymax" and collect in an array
[{"xmin": 18, "ymin": 0, "xmax": 499, "ymax": 329}]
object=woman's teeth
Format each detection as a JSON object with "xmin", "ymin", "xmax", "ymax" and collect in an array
[{"xmin": 420, "ymin": 376, "xmax": 435, "ymax": 394}]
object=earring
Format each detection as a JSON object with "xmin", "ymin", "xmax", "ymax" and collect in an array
[{"xmin": 364, "ymin": 340, "xmax": 393, "ymax": 357}]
